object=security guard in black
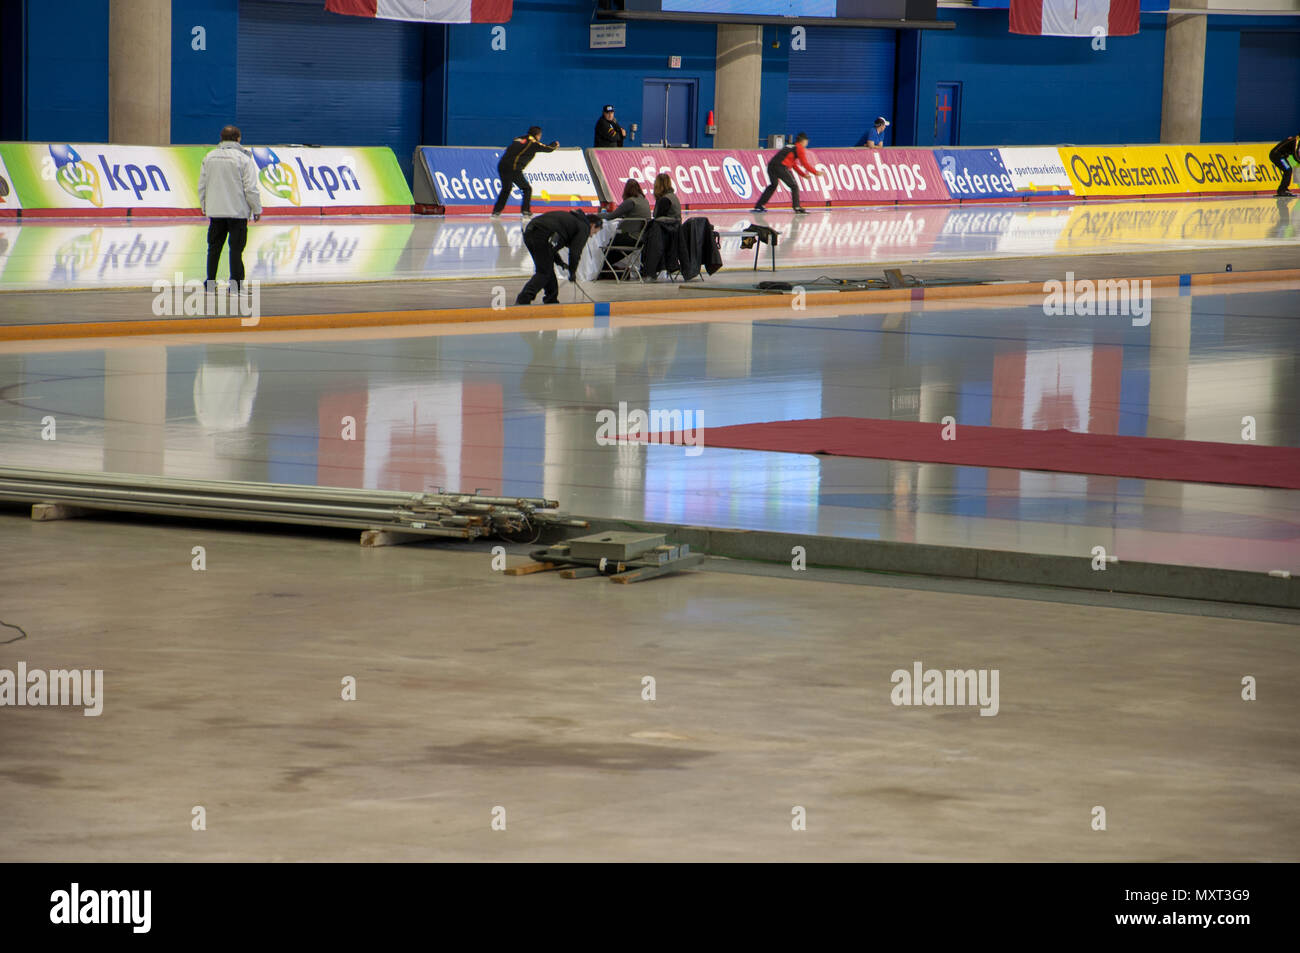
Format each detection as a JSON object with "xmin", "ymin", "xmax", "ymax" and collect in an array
[
  {"xmin": 492, "ymin": 127, "xmax": 559, "ymax": 215},
  {"xmin": 517, "ymin": 210, "xmax": 596, "ymax": 305},
  {"xmin": 595, "ymin": 106, "xmax": 626, "ymax": 148}
]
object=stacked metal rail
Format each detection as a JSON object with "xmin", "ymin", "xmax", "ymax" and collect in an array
[{"xmin": 0, "ymin": 466, "xmax": 587, "ymax": 541}]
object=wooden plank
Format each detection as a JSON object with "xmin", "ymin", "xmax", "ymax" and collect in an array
[
  {"xmin": 31, "ymin": 503, "xmax": 87, "ymax": 522},
  {"xmin": 505, "ymin": 560, "xmax": 560, "ymax": 576},
  {"xmin": 360, "ymin": 529, "xmax": 427, "ymax": 548},
  {"xmin": 559, "ymin": 566, "xmax": 601, "ymax": 579},
  {"xmin": 609, "ymin": 553, "xmax": 706, "ymax": 584}
]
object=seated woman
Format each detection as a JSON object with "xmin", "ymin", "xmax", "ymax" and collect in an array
[
  {"xmin": 600, "ymin": 179, "xmax": 652, "ymax": 272},
  {"xmin": 652, "ymin": 173, "xmax": 682, "ymax": 224}
]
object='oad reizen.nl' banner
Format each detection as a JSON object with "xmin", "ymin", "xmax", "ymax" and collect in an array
[{"xmin": 589, "ymin": 148, "xmax": 950, "ymax": 207}]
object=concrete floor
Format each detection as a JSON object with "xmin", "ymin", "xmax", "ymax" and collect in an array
[{"xmin": 1, "ymin": 510, "xmax": 1296, "ymax": 862}]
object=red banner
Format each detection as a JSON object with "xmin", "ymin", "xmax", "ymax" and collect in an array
[{"xmin": 589, "ymin": 147, "xmax": 951, "ymax": 207}]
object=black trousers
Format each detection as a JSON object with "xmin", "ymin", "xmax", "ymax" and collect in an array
[
  {"xmin": 517, "ymin": 229, "xmax": 561, "ymax": 304},
  {"xmin": 492, "ymin": 165, "xmax": 532, "ymax": 214},
  {"xmin": 1271, "ymin": 155, "xmax": 1293, "ymax": 195},
  {"xmin": 206, "ymin": 218, "xmax": 248, "ymax": 283},
  {"xmin": 756, "ymin": 162, "xmax": 800, "ymax": 209}
]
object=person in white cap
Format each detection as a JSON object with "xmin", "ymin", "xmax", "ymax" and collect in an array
[{"xmin": 867, "ymin": 117, "xmax": 890, "ymax": 150}]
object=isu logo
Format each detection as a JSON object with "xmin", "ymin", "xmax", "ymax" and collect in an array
[
  {"xmin": 49, "ymin": 144, "xmax": 103, "ymax": 207},
  {"xmin": 253, "ymin": 146, "xmax": 301, "ymax": 206},
  {"xmin": 721, "ymin": 156, "xmax": 752, "ymax": 200}
]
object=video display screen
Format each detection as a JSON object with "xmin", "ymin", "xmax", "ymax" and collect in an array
[{"xmin": 662, "ymin": 0, "xmax": 838, "ymax": 13}]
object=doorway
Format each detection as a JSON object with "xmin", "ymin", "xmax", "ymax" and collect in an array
[
  {"xmin": 934, "ymin": 82, "xmax": 961, "ymax": 147},
  {"xmin": 640, "ymin": 79, "xmax": 697, "ymax": 148}
]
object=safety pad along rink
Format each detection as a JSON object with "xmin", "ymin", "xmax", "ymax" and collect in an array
[{"xmin": 587, "ymin": 147, "xmax": 950, "ymax": 208}]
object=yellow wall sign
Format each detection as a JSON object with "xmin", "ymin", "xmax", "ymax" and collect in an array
[{"xmin": 1058, "ymin": 144, "xmax": 1282, "ymax": 197}]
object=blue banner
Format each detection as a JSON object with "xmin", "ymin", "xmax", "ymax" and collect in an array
[
  {"xmin": 933, "ymin": 148, "xmax": 1025, "ymax": 200},
  {"xmin": 418, "ymin": 146, "xmax": 601, "ymax": 211},
  {"xmin": 933, "ymin": 148, "xmax": 1073, "ymax": 200}
]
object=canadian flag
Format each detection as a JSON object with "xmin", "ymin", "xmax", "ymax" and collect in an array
[
  {"xmin": 325, "ymin": 0, "xmax": 513, "ymax": 23},
  {"xmin": 1009, "ymin": 0, "xmax": 1139, "ymax": 37}
]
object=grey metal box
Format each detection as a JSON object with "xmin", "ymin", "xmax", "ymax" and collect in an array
[{"xmin": 568, "ymin": 532, "xmax": 666, "ymax": 561}]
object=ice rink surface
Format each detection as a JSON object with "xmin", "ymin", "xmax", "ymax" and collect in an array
[
  {"xmin": 0, "ymin": 195, "xmax": 1296, "ymax": 290},
  {"xmin": 0, "ymin": 196, "xmax": 1297, "ymax": 574}
]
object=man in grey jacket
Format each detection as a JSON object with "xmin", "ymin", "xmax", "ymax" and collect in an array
[{"xmin": 198, "ymin": 126, "xmax": 262, "ymax": 290}]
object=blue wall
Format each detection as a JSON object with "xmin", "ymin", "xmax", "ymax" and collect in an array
[
  {"xmin": 9, "ymin": 1, "xmax": 1299, "ymax": 160},
  {"xmin": 24, "ymin": 0, "xmax": 109, "ymax": 141},
  {"xmin": 1201, "ymin": 18, "xmax": 1241, "ymax": 144},
  {"xmin": 907, "ymin": 9, "xmax": 1168, "ymax": 147},
  {"xmin": 759, "ymin": 25, "xmax": 790, "ymax": 146},
  {"xmin": 444, "ymin": 0, "xmax": 717, "ymax": 149},
  {"xmin": 171, "ymin": 0, "xmax": 239, "ymax": 145}
]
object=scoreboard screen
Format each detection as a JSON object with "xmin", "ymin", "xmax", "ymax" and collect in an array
[
  {"xmin": 663, "ymin": 1, "xmax": 838, "ymax": 13},
  {"xmin": 611, "ymin": 0, "xmax": 938, "ymax": 21}
]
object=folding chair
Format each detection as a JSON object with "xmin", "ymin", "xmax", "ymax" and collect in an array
[{"xmin": 598, "ymin": 218, "xmax": 650, "ymax": 282}]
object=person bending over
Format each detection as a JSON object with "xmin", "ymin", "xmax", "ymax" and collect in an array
[
  {"xmin": 492, "ymin": 126, "xmax": 559, "ymax": 217},
  {"xmin": 1269, "ymin": 134, "xmax": 1299, "ymax": 196},
  {"xmin": 753, "ymin": 133, "xmax": 823, "ymax": 214},
  {"xmin": 516, "ymin": 211, "xmax": 601, "ymax": 305}
]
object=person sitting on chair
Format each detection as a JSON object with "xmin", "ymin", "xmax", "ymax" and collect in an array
[
  {"xmin": 652, "ymin": 173, "xmax": 682, "ymax": 224},
  {"xmin": 599, "ymin": 179, "xmax": 652, "ymax": 274}
]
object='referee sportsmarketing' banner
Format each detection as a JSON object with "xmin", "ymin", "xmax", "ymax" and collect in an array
[
  {"xmin": 933, "ymin": 147, "xmax": 1074, "ymax": 199},
  {"xmin": 588, "ymin": 147, "xmax": 951, "ymax": 207},
  {"xmin": 418, "ymin": 146, "xmax": 601, "ymax": 211},
  {"xmin": 0, "ymin": 143, "xmax": 412, "ymax": 213}
]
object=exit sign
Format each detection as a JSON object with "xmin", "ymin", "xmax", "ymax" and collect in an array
[{"xmin": 668, "ymin": 56, "xmax": 681, "ymax": 69}]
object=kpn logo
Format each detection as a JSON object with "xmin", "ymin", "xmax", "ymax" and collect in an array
[
  {"xmin": 253, "ymin": 147, "xmax": 300, "ymax": 206},
  {"xmin": 50, "ymin": 144, "xmax": 103, "ymax": 207}
]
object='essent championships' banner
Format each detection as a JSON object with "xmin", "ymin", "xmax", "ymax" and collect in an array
[
  {"xmin": 0, "ymin": 143, "xmax": 412, "ymax": 212},
  {"xmin": 589, "ymin": 148, "xmax": 950, "ymax": 207},
  {"xmin": 419, "ymin": 146, "xmax": 601, "ymax": 211},
  {"xmin": 1058, "ymin": 143, "xmax": 1284, "ymax": 197}
]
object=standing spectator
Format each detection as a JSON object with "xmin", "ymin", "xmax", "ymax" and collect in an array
[
  {"xmin": 491, "ymin": 126, "xmax": 559, "ymax": 218},
  {"xmin": 753, "ymin": 133, "xmax": 823, "ymax": 214},
  {"xmin": 197, "ymin": 125, "xmax": 261, "ymax": 291},
  {"xmin": 653, "ymin": 173, "xmax": 681, "ymax": 223},
  {"xmin": 866, "ymin": 117, "xmax": 890, "ymax": 149},
  {"xmin": 594, "ymin": 105, "xmax": 627, "ymax": 148},
  {"xmin": 1269, "ymin": 134, "xmax": 1299, "ymax": 196},
  {"xmin": 516, "ymin": 211, "xmax": 601, "ymax": 305}
]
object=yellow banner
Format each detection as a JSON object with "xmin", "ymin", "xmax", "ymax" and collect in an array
[
  {"xmin": 1056, "ymin": 197, "xmax": 1293, "ymax": 250},
  {"xmin": 1058, "ymin": 143, "xmax": 1282, "ymax": 197}
]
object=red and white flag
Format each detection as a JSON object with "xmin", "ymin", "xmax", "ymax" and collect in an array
[
  {"xmin": 325, "ymin": 0, "xmax": 513, "ymax": 23},
  {"xmin": 1010, "ymin": 0, "xmax": 1139, "ymax": 37}
]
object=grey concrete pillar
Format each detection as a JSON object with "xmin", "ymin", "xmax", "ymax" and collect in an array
[
  {"xmin": 1160, "ymin": 2, "xmax": 1207, "ymax": 144},
  {"xmin": 109, "ymin": 0, "xmax": 171, "ymax": 144},
  {"xmin": 715, "ymin": 25, "xmax": 763, "ymax": 149}
]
